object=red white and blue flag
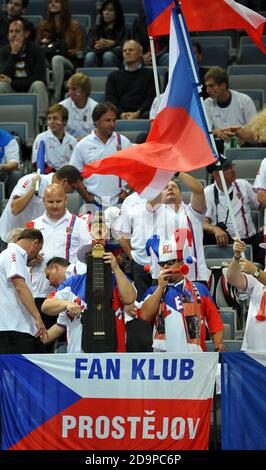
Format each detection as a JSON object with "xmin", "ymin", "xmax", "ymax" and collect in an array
[
  {"xmin": 0, "ymin": 353, "xmax": 218, "ymax": 450},
  {"xmin": 83, "ymin": 8, "xmax": 216, "ymax": 200},
  {"xmin": 144, "ymin": 0, "xmax": 266, "ymax": 53},
  {"xmin": 221, "ymin": 351, "xmax": 266, "ymax": 450}
]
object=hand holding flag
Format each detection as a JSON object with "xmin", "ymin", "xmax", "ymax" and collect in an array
[{"xmin": 83, "ymin": 7, "xmax": 217, "ymax": 199}]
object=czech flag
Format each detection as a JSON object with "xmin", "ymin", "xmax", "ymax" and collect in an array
[
  {"xmin": 144, "ymin": 0, "xmax": 266, "ymax": 54},
  {"xmin": 83, "ymin": 7, "xmax": 216, "ymax": 200}
]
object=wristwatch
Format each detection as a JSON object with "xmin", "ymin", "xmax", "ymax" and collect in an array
[{"xmin": 253, "ymin": 269, "xmax": 261, "ymax": 278}]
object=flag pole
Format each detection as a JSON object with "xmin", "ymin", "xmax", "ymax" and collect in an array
[
  {"xmin": 149, "ymin": 36, "xmax": 161, "ymax": 101},
  {"xmin": 175, "ymin": 1, "xmax": 241, "ymax": 240}
]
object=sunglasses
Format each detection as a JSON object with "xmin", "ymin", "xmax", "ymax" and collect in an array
[{"xmin": 158, "ymin": 259, "xmax": 182, "ymax": 267}]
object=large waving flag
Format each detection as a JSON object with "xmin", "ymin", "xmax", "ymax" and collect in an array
[
  {"xmin": 83, "ymin": 7, "xmax": 216, "ymax": 200},
  {"xmin": 221, "ymin": 352, "xmax": 266, "ymax": 450},
  {"xmin": 144, "ymin": 0, "xmax": 266, "ymax": 54}
]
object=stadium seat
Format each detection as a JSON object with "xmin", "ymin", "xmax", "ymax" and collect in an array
[
  {"xmin": 0, "ymin": 94, "xmax": 38, "ymax": 133},
  {"xmin": 0, "ymin": 122, "xmax": 28, "ymax": 144},
  {"xmin": 236, "ymin": 89, "xmax": 264, "ymax": 111},
  {"xmin": 124, "ymin": 13, "xmax": 137, "ymax": 27},
  {"xmin": 205, "ymin": 340, "xmax": 242, "ymax": 352},
  {"xmin": 76, "ymin": 67, "xmax": 118, "ymax": 92},
  {"xmin": 24, "ymin": 14, "xmax": 43, "ymax": 25},
  {"xmin": 115, "ymin": 119, "xmax": 150, "ymax": 143},
  {"xmin": 0, "ymin": 105, "xmax": 35, "ymax": 146},
  {"xmin": 204, "ymin": 244, "xmax": 253, "ymax": 267},
  {"xmin": 225, "ymin": 147, "xmax": 266, "ymax": 161},
  {"xmin": 228, "ymin": 64, "xmax": 266, "ymax": 76},
  {"xmin": 229, "ymin": 75, "xmax": 266, "ymax": 103},
  {"xmin": 238, "ymin": 43, "xmax": 266, "ymax": 64},
  {"xmin": 72, "ymin": 14, "xmax": 91, "ymax": 32},
  {"xmin": 225, "ymin": 148, "xmax": 266, "ymax": 181},
  {"xmin": 90, "ymin": 91, "xmax": 105, "ymax": 103},
  {"xmin": 219, "ymin": 308, "xmax": 237, "ymax": 340}
]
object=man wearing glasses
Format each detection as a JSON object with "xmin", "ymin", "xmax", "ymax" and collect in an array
[{"xmin": 140, "ymin": 233, "xmax": 224, "ymax": 353}]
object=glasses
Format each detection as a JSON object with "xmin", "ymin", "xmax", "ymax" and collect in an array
[{"xmin": 158, "ymin": 259, "xmax": 182, "ymax": 267}]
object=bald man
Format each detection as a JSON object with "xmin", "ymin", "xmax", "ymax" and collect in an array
[
  {"xmin": 105, "ymin": 40, "xmax": 156, "ymax": 119},
  {"xmin": 25, "ymin": 184, "xmax": 91, "ymax": 342}
]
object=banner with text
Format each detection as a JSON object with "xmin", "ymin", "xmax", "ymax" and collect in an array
[{"xmin": 0, "ymin": 353, "xmax": 218, "ymax": 450}]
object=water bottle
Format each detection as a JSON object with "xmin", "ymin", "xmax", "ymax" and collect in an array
[{"xmin": 230, "ymin": 136, "xmax": 237, "ymax": 148}]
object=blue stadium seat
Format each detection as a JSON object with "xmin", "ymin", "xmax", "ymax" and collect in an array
[
  {"xmin": 228, "ymin": 64, "xmax": 266, "ymax": 76},
  {"xmin": 72, "ymin": 14, "xmax": 91, "ymax": 32},
  {"xmin": 0, "ymin": 94, "xmax": 38, "ymax": 131},
  {"xmin": 238, "ymin": 44, "xmax": 266, "ymax": 65},
  {"xmin": 24, "ymin": 14, "xmax": 43, "ymax": 25},
  {"xmin": 229, "ymin": 74, "xmax": 266, "ymax": 103},
  {"xmin": 219, "ymin": 308, "xmax": 237, "ymax": 340},
  {"xmin": 205, "ymin": 340, "xmax": 242, "ymax": 352},
  {"xmin": 115, "ymin": 119, "xmax": 150, "ymax": 143},
  {"xmin": 76, "ymin": 67, "xmax": 118, "ymax": 92},
  {"xmin": 204, "ymin": 244, "xmax": 253, "ymax": 267},
  {"xmin": 90, "ymin": 91, "xmax": 105, "ymax": 103},
  {"xmin": 0, "ymin": 122, "xmax": 28, "ymax": 144},
  {"xmin": 236, "ymin": 89, "xmax": 264, "ymax": 111}
]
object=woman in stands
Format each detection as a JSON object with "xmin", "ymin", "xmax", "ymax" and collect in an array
[
  {"xmin": 84, "ymin": 0, "xmax": 129, "ymax": 68},
  {"xmin": 36, "ymin": 0, "xmax": 84, "ymax": 103}
]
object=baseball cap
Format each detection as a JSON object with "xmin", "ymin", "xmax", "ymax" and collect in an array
[{"xmin": 207, "ymin": 155, "xmax": 233, "ymax": 174}]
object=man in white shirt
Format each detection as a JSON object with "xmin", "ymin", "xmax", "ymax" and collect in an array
[
  {"xmin": 70, "ymin": 101, "xmax": 132, "ymax": 207},
  {"xmin": 204, "ymin": 67, "xmax": 257, "ymax": 145},
  {"xmin": 0, "ymin": 126, "xmax": 21, "ymax": 197},
  {"xmin": 0, "ymin": 165, "xmax": 86, "ymax": 245},
  {"xmin": 0, "ymin": 227, "xmax": 47, "ymax": 354},
  {"xmin": 204, "ymin": 156, "xmax": 263, "ymax": 265},
  {"xmin": 227, "ymin": 238, "xmax": 266, "ymax": 352},
  {"xmin": 60, "ymin": 72, "xmax": 97, "ymax": 140},
  {"xmin": 253, "ymin": 157, "xmax": 266, "ymax": 252},
  {"xmin": 32, "ymin": 104, "xmax": 77, "ymax": 172},
  {"xmin": 27, "ymin": 184, "xmax": 91, "ymax": 330}
]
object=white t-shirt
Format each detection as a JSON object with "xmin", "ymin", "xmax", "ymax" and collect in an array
[
  {"xmin": 60, "ymin": 96, "xmax": 97, "ymax": 138},
  {"xmin": 29, "ymin": 210, "xmax": 91, "ymax": 298},
  {"xmin": 205, "ymin": 89, "xmax": 257, "ymax": 129},
  {"xmin": 145, "ymin": 202, "xmax": 208, "ymax": 281},
  {"xmin": 253, "ymin": 157, "xmax": 266, "ymax": 235},
  {"xmin": 241, "ymin": 274, "xmax": 266, "ymax": 352},
  {"xmin": 204, "ymin": 179, "xmax": 258, "ymax": 239},
  {"xmin": 0, "ymin": 138, "xmax": 20, "ymax": 165},
  {"xmin": 70, "ymin": 130, "xmax": 132, "ymax": 206},
  {"xmin": 115, "ymin": 192, "xmax": 176, "ymax": 266},
  {"xmin": 32, "ymin": 129, "xmax": 77, "ymax": 170},
  {"xmin": 0, "ymin": 173, "xmax": 53, "ymax": 243},
  {"xmin": 0, "ymin": 243, "xmax": 36, "ymax": 336},
  {"xmin": 55, "ymin": 286, "xmax": 86, "ymax": 353}
]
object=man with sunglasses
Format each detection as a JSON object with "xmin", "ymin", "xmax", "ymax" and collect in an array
[{"xmin": 140, "ymin": 235, "xmax": 224, "ymax": 353}]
